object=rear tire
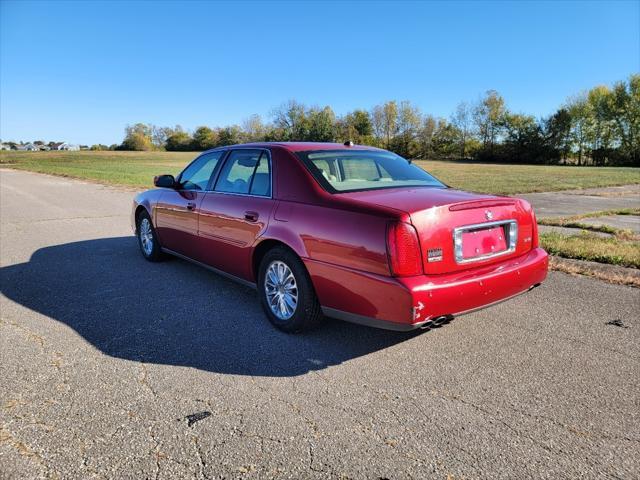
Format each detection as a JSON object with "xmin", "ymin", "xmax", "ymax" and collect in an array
[
  {"xmin": 258, "ymin": 246, "xmax": 322, "ymax": 333},
  {"xmin": 136, "ymin": 211, "xmax": 164, "ymax": 262}
]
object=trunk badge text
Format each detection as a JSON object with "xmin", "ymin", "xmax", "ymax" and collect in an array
[{"xmin": 427, "ymin": 248, "xmax": 443, "ymax": 262}]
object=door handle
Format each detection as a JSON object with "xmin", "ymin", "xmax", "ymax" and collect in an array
[
  {"xmin": 186, "ymin": 202, "xmax": 196, "ymax": 211},
  {"xmin": 244, "ymin": 211, "xmax": 259, "ymax": 222}
]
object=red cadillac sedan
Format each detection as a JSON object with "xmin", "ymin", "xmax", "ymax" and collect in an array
[{"xmin": 132, "ymin": 142, "xmax": 548, "ymax": 332}]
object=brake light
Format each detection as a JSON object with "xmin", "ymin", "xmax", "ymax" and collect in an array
[{"xmin": 387, "ymin": 222, "xmax": 423, "ymax": 276}]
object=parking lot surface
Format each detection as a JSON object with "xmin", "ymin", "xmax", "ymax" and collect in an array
[
  {"xmin": 521, "ymin": 184, "xmax": 639, "ymax": 218},
  {"xmin": 1, "ymin": 169, "xmax": 639, "ymax": 479}
]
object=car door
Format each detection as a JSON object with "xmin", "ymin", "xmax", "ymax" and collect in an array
[
  {"xmin": 154, "ymin": 151, "xmax": 225, "ymax": 255},
  {"xmin": 198, "ymin": 149, "xmax": 275, "ymax": 280}
]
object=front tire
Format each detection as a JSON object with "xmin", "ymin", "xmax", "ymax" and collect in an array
[
  {"xmin": 136, "ymin": 211, "xmax": 164, "ymax": 262},
  {"xmin": 258, "ymin": 247, "xmax": 322, "ymax": 333}
]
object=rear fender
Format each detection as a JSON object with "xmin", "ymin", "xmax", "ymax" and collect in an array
[{"xmin": 257, "ymin": 223, "xmax": 309, "ymax": 259}]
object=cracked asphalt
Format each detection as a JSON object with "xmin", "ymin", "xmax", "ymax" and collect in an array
[{"xmin": 1, "ymin": 169, "xmax": 639, "ymax": 479}]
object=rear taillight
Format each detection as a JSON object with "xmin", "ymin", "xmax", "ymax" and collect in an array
[
  {"xmin": 387, "ymin": 222, "xmax": 423, "ymax": 276},
  {"xmin": 531, "ymin": 210, "xmax": 539, "ymax": 248}
]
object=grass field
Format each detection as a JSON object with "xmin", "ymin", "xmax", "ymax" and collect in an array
[
  {"xmin": 538, "ymin": 209, "xmax": 640, "ymax": 270},
  {"xmin": 1, "ymin": 150, "xmax": 638, "ymax": 194},
  {"xmin": 540, "ymin": 231, "xmax": 640, "ymax": 268}
]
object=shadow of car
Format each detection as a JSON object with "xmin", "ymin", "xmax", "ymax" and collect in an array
[{"xmin": 0, "ymin": 237, "xmax": 418, "ymax": 377}]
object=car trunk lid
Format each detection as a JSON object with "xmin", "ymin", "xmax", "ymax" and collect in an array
[
  {"xmin": 340, "ymin": 187, "xmax": 535, "ymax": 274},
  {"xmin": 411, "ymin": 199, "xmax": 534, "ymax": 274}
]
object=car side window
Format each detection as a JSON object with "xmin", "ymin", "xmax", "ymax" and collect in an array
[
  {"xmin": 249, "ymin": 153, "xmax": 271, "ymax": 196},
  {"xmin": 214, "ymin": 150, "xmax": 270, "ymax": 196},
  {"xmin": 179, "ymin": 151, "xmax": 224, "ymax": 191}
]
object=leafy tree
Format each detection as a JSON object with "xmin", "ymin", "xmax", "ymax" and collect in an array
[
  {"xmin": 566, "ymin": 94, "xmax": 591, "ymax": 166},
  {"xmin": 165, "ymin": 131, "xmax": 193, "ymax": 151},
  {"xmin": 350, "ymin": 109, "xmax": 373, "ymax": 138},
  {"xmin": 114, "ymin": 75, "xmax": 637, "ymax": 166},
  {"xmin": 431, "ymin": 119, "xmax": 460, "ymax": 159},
  {"xmin": 416, "ymin": 115, "xmax": 437, "ymax": 158},
  {"xmin": 393, "ymin": 101, "xmax": 422, "ymax": 158},
  {"xmin": 608, "ymin": 74, "xmax": 640, "ymax": 166},
  {"xmin": 217, "ymin": 126, "xmax": 242, "ymax": 146},
  {"xmin": 502, "ymin": 113, "xmax": 545, "ymax": 163},
  {"xmin": 120, "ymin": 123, "xmax": 154, "ymax": 151},
  {"xmin": 307, "ymin": 106, "xmax": 336, "ymax": 142},
  {"xmin": 338, "ymin": 109, "xmax": 373, "ymax": 144},
  {"xmin": 371, "ymin": 101, "xmax": 398, "ymax": 149},
  {"xmin": 544, "ymin": 108, "xmax": 572, "ymax": 164},
  {"xmin": 192, "ymin": 126, "xmax": 218, "ymax": 150},
  {"xmin": 473, "ymin": 90, "xmax": 506, "ymax": 157},
  {"xmin": 586, "ymin": 85, "xmax": 616, "ymax": 165}
]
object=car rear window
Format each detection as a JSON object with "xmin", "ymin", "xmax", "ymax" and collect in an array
[{"xmin": 297, "ymin": 150, "xmax": 445, "ymax": 193}]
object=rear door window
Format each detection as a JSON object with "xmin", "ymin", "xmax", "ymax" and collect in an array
[
  {"xmin": 250, "ymin": 153, "xmax": 271, "ymax": 196},
  {"xmin": 214, "ymin": 150, "xmax": 271, "ymax": 196}
]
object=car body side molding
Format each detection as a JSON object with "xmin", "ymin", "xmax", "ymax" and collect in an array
[
  {"xmin": 321, "ymin": 307, "xmax": 428, "ymax": 331},
  {"xmin": 161, "ymin": 247, "xmax": 257, "ymax": 290}
]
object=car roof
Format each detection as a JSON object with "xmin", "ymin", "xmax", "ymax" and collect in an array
[{"xmin": 219, "ymin": 142, "xmax": 384, "ymax": 153}]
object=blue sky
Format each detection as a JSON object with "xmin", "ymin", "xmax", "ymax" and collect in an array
[{"xmin": 1, "ymin": 0, "xmax": 638, "ymax": 145}]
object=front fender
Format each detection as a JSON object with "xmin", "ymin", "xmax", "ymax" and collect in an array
[{"xmin": 132, "ymin": 190, "xmax": 164, "ymax": 233}]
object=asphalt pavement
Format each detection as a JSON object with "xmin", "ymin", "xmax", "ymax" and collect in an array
[
  {"xmin": 521, "ymin": 184, "xmax": 640, "ymax": 218},
  {"xmin": 1, "ymin": 169, "xmax": 639, "ymax": 479}
]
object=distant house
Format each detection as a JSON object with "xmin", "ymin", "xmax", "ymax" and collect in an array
[
  {"xmin": 16, "ymin": 143, "xmax": 38, "ymax": 151},
  {"xmin": 50, "ymin": 142, "xmax": 80, "ymax": 151},
  {"xmin": 0, "ymin": 143, "xmax": 11, "ymax": 150}
]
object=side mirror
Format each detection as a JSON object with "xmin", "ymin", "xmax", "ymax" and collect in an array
[{"xmin": 154, "ymin": 174, "xmax": 176, "ymax": 188}]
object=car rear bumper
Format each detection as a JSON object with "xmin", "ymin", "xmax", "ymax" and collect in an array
[{"xmin": 306, "ymin": 247, "xmax": 548, "ymax": 331}]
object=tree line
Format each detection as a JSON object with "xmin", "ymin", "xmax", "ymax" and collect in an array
[{"xmin": 116, "ymin": 74, "xmax": 638, "ymax": 166}]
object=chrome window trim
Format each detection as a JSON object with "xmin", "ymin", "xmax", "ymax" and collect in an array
[
  {"xmin": 452, "ymin": 219, "xmax": 518, "ymax": 264},
  {"xmin": 208, "ymin": 147, "xmax": 274, "ymax": 199}
]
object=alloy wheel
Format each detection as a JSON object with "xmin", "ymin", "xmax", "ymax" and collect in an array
[
  {"xmin": 264, "ymin": 260, "xmax": 298, "ymax": 320},
  {"xmin": 139, "ymin": 218, "xmax": 154, "ymax": 256}
]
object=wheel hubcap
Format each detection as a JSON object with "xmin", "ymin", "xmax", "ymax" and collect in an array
[
  {"xmin": 139, "ymin": 218, "xmax": 154, "ymax": 256},
  {"xmin": 265, "ymin": 261, "xmax": 298, "ymax": 320}
]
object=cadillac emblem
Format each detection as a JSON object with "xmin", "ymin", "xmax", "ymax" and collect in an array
[{"xmin": 485, "ymin": 210, "xmax": 493, "ymax": 221}]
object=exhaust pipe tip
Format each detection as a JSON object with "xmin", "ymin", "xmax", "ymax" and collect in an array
[{"xmin": 420, "ymin": 315, "xmax": 454, "ymax": 330}]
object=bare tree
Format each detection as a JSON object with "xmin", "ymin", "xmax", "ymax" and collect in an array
[
  {"xmin": 242, "ymin": 114, "xmax": 266, "ymax": 142},
  {"xmin": 370, "ymin": 101, "xmax": 398, "ymax": 149},
  {"xmin": 451, "ymin": 102, "xmax": 473, "ymax": 159}
]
